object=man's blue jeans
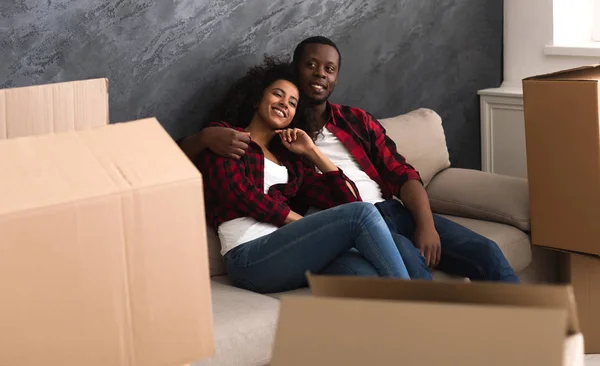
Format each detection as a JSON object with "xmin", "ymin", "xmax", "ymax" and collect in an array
[
  {"xmin": 224, "ymin": 202, "xmax": 410, "ymax": 293},
  {"xmin": 375, "ymin": 199, "xmax": 520, "ymax": 283}
]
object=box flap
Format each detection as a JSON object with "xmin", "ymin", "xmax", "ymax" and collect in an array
[
  {"xmin": 272, "ymin": 295, "xmax": 568, "ymax": 366},
  {"xmin": 0, "ymin": 118, "xmax": 199, "ymax": 216},
  {"xmin": 523, "ymin": 65, "xmax": 600, "ymax": 82},
  {"xmin": 0, "ymin": 78, "xmax": 109, "ymax": 139},
  {"xmin": 307, "ymin": 274, "xmax": 580, "ymax": 334}
]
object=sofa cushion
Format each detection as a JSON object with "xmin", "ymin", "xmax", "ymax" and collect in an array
[
  {"xmin": 379, "ymin": 109, "xmax": 450, "ymax": 186},
  {"xmin": 193, "ymin": 278, "xmax": 279, "ymax": 366},
  {"xmin": 441, "ymin": 215, "xmax": 532, "ymax": 273},
  {"xmin": 207, "ymin": 225, "xmax": 227, "ymax": 277},
  {"xmin": 427, "ymin": 168, "xmax": 530, "ymax": 232}
]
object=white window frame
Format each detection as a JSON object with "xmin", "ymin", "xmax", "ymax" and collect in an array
[
  {"xmin": 545, "ymin": 0, "xmax": 600, "ymax": 57},
  {"xmin": 593, "ymin": 0, "xmax": 600, "ymax": 41}
]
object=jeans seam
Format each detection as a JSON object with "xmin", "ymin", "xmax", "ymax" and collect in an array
[
  {"xmin": 228, "ymin": 273, "xmax": 259, "ymax": 292},
  {"xmin": 359, "ymin": 210, "xmax": 403, "ymax": 276},
  {"xmin": 442, "ymin": 249, "xmax": 487, "ymax": 278},
  {"xmin": 324, "ymin": 263, "xmax": 360, "ymax": 275},
  {"xmin": 358, "ymin": 229, "xmax": 389, "ymax": 275},
  {"xmin": 230, "ymin": 218, "xmax": 357, "ymax": 268}
]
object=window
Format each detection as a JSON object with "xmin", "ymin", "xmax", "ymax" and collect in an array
[
  {"xmin": 546, "ymin": 0, "xmax": 600, "ymax": 56},
  {"xmin": 593, "ymin": 0, "xmax": 600, "ymax": 41}
]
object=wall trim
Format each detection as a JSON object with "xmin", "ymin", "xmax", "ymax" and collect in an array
[{"xmin": 479, "ymin": 92, "xmax": 525, "ymax": 176}]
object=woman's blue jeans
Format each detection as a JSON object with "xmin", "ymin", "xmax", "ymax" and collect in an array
[{"xmin": 224, "ymin": 202, "xmax": 410, "ymax": 293}]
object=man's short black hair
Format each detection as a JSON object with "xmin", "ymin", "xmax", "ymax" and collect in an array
[{"xmin": 292, "ymin": 36, "xmax": 342, "ymax": 69}]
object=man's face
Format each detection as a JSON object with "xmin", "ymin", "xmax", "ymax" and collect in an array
[{"xmin": 296, "ymin": 43, "xmax": 340, "ymax": 104}]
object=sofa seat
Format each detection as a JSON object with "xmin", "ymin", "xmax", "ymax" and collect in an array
[
  {"xmin": 193, "ymin": 278, "xmax": 279, "ymax": 366},
  {"xmin": 442, "ymin": 215, "xmax": 532, "ymax": 273}
]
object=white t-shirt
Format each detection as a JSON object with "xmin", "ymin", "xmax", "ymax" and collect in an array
[
  {"xmin": 218, "ymin": 158, "xmax": 289, "ymax": 256},
  {"xmin": 314, "ymin": 127, "xmax": 384, "ymax": 204}
]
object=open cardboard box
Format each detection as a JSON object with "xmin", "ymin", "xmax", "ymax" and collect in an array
[
  {"xmin": 0, "ymin": 78, "xmax": 109, "ymax": 139},
  {"xmin": 271, "ymin": 275, "xmax": 584, "ymax": 366},
  {"xmin": 0, "ymin": 119, "xmax": 213, "ymax": 366}
]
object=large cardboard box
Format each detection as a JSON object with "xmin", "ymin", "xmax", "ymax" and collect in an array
[
  {"xmin": 523, "ymin": 65, "xmax": 600, "ymax": 354},
  {"xmin": 523, "ymin": 66, "xmax": 600, "ymax": 256},
  {"xmin": 0, "ymin": 119, "xmax": 214, "ymax": 365},
  {"xmin": 0, "ymin": 78, "xmax": 109, "ymax": 139},
  {"xmin": 562, "ymin": 252, "xmax": 600, "ymax": 353},
  {"xmin": 271, "ymin": 275, "xmax": 584, "ymax": 366}
]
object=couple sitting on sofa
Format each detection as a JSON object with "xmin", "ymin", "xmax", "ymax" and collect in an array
[{"xmin": 184, "ymin": 36, "xmax": 520, "ymax": 294}]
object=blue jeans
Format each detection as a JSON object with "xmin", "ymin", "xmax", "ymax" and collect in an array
[
  {"xmin": 375, "ymin": 199, "xmax": 520, "ymax": 283},
  {"xmin": 224, "ymin": 202, "xmax": 410, "ymax": 293}
]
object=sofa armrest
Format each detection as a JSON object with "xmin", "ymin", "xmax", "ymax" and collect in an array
[{"xmin": 426, "ymin": 168, "xmax": 530, "ymax": 232}]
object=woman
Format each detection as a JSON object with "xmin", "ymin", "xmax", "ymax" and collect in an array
[{"xmin": 196, "ymin": 57, "xmax": 409, "ymax": 294}]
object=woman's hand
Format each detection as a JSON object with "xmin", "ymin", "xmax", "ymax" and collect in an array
[{"xmin": 276, "ymin": 128, "xmax": 315, "ymax": 155}]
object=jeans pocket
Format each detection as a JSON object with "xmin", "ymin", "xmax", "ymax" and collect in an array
[{"xmin": 224, "ymin": 244, "xmax": 250, "ymax": 267}]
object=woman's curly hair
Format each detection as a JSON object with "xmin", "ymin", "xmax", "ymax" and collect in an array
[{"xmin": 209, "ymin": 55, "xmax": 313, "ymax": 132}]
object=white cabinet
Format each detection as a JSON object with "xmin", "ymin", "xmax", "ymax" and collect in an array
[{"xmin": 478, "ymin": 87, "xmax": 527, "ymax": 178}]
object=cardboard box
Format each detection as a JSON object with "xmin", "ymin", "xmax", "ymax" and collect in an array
[
  {"xmin": 271, "ymin": 275, "xmax": 584, "ymax": 366},
  {"xmin": 561, "ymin": 252, "xmax": 600, "ymax": 353},
  {"xmin": 0, "ymin": 119, "xmax": 214, "ymax": 366},
  {"xmin": 0, "ymin": 78, "xmax": 109, "ymax": 139},
  {"xmin": 523, "ymin": 66, "xmax": 600, "ymax": 256}
]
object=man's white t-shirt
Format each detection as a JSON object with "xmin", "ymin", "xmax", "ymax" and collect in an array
[{"xmin": 314, "ymin": 127, "xmax": 385, "ymax": 204}]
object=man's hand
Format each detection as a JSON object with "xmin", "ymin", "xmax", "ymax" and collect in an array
[
  {"xmin": 276, "ymin": 128, "xmax": 315, "ymax": 155},
  {"xmin": 412, "ymin": 225, "xmax": 441, "ymax": 268},
  {"xmin": 283, "ymin": 210, "xmax": 303, "ymax": 225},
  {"xmin": 201, "ymin": 126, "xmax": 251, "ymax": 159}
]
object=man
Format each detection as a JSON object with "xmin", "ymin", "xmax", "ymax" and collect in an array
[{"xmin": 180, "ymin": 36, "xmax": 519, "ymax": 282}]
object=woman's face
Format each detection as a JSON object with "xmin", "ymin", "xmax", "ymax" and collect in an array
[{"xmin": 256, "ymin": 79, "xmax": 299, "ymax": 130}]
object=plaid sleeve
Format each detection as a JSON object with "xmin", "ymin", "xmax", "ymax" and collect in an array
[
  {"xmin": 365, "ymin": 112, "xmax": 422, "ymax": 197},
  {"xmin": 207, "ymin": 121, "xmax": 230, "ymax": 128},
  {"xmin": 296, "ymin": 159, "xmax": 361, "ymax": 209},
  {"xmin": 202, "ymin": 153, "xmax": 291, "ymax": 227}
]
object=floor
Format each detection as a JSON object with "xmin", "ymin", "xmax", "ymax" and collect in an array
[{"xmin": 587, "ymin": 355, "xmax": 600, "ymax": 365}]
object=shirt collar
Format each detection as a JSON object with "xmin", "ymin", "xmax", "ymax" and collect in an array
[{"xmin": 325, "ymin": 101, "xmax": 337, "ymax": 126}]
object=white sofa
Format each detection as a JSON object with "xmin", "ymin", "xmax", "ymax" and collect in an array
[{"xmin": 193, "ymin": 108, "xmax": 559, "ymax": 366}]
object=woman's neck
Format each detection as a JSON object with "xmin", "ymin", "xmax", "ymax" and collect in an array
[{"xmin": 245, "ymin": 117, "xmax": 275, "ymax": 147}]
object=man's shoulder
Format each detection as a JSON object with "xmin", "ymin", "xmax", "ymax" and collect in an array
[
  {"xmin": 330, "ymin": 103, "xmax": 369, "ymax": 118},
  {"xmin": 329, "ymin": 103, "xmax": 373, "ymax": 129}
]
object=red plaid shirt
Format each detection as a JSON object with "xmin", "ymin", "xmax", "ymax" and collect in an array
[
  {"xmin": 195, "ymin": 122, "xmax": 361, "ymax": 229},
  {"xmin": 325, "ymin": 103, "xmax": 422, "ymax": 198}
]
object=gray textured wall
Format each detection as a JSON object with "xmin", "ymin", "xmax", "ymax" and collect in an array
[{"xmin": 1, "ymin": 0, "xmax": 502, "ymax": 169}]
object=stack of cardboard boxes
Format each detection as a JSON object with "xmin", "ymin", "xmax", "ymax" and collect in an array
[
  {"xmin": 523, "ymin": 65, "xmax": 600, "ymax": 354},
  {"xmin": 267, "ymin": 66, "xmax": 600, "ymax": 365},
  {"xmin": 0, "ymin": 79, "xmax": 214, "ymax": 366}
]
